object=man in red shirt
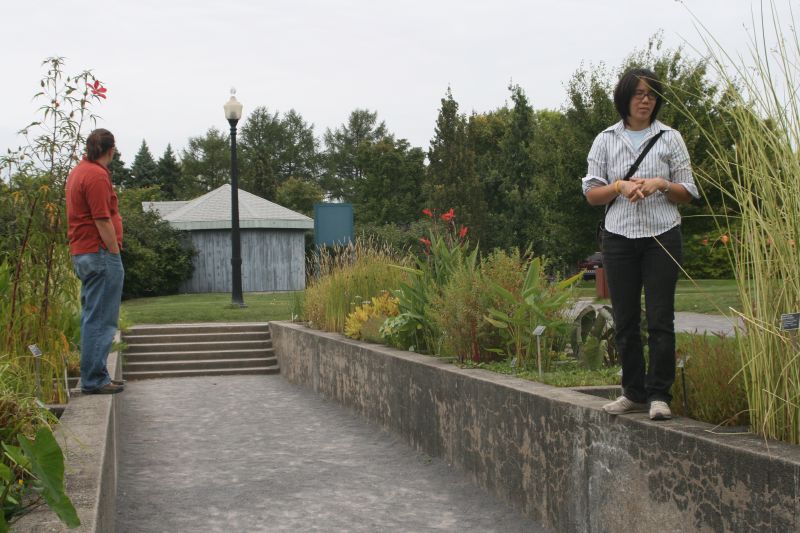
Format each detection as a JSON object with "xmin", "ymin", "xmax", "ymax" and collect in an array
[{"xmin": 66, "ymin": 128, "xmax": 125, "ymax": 394}]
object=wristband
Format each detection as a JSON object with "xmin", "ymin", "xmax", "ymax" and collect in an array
[{"xmin": 614, "ymin": 181, "xmax": 622, "ymax": 194}]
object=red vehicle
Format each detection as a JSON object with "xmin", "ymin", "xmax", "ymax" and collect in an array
[{"xmin": 578, "ymin": 252, "xmax": 603, "ymax": 280}]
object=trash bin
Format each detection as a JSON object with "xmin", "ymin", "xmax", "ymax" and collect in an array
[{"xmin": 595, "ymin": 267, "xmax": 610, "ymax": 299}]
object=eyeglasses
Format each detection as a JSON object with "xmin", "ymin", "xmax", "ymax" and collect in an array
[{"xmin": 633, "ymin": 90, "xmax": 657, "ymax": 101}]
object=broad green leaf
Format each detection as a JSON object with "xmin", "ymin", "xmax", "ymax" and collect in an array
[
  {"xmin": 0, "ymin": 462, "xmax": 11, "ymax": 481},
  {"xmin": 2, "ymin": 444, "xmax": 30, "ymax": 471},
  {"xmin": 490, "ymin": 283, "xmax": 518, "ymax": 304},
  {"xmin": 557, "ymin": 271, "xmax": 583, "ymax": 289},
  {"xmin": 523, "ymin": 258, "xmax": 542, "ymax": 292},
  {"xmin": 487, "ymin": 308, "xmax": 511, "ymax": 321},
  {"xmin": 18, "ymin": 428, "xmax": 80, "ymax": 528},
  {"xmin": 485, "ymin": 316, "xmax": 509, "ymax": 329}
]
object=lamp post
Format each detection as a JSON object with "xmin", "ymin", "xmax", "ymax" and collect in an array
[{"xmin": 224, "ymin": 89, "xmax": 245, "ymax": 307}]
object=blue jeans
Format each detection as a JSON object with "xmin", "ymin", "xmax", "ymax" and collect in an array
[
  {"xmin": 72, "ymin": 249, "xmax": 124, "ymax": 391},
  {"xmin": 602, "ymin": 226, "xmax": 682, "ymax": 404}
]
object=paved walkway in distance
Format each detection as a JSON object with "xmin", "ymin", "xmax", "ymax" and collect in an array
[
  {"xmin": 116, "ymin": 375, "xmax": 549, "ymax": 533},
  {"xmin": 675, "ymin": 311, "xmax": 742, "ymax": 337}
]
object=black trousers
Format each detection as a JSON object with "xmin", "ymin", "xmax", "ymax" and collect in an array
[{"xmin": 602, "ymin": 226, "xmax": 682, "ymax": 404}]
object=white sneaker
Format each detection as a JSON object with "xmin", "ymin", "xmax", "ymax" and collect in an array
[
  {"xmin": 649, "ymin": 401, "xmax": 672, "ymax": 420},
  {"xmin": 602, "ymin": 396, "xmax": 648, "ymax": 415}
]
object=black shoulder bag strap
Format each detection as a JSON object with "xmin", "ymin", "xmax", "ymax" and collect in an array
[{"xmin": 597, "ymin": 130, "xmax": 665, "ymax": 248}]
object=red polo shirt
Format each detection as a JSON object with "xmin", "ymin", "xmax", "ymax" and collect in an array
[{"xmin": 65, "ymin": 158, "xmax": 123, "ymax": 255}]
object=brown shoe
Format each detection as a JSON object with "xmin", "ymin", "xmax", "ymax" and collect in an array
[{"xmin": 82, "ymin": 383, "xmax": 124, "ymax": 395}]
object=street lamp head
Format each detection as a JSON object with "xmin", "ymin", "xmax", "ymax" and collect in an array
[{"xmin": 223, "ymin": 88, "xmax": 243, "ymax": 121}]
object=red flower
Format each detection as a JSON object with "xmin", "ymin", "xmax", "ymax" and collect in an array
[
  {"xmin": 721, "ymin": 234, "xmax": 729, "ymax": 245},
  {"xmin": 459, "ymin": 226, "xmax": 469, "ymax": 239},
  {"xmin": 440, "ymin": 208, "xmax": 454, "ymax": 222},
  {"xmin": 87, "ymin": 79, "xmax": 107, "ymax": 99},
  {"xmin": 419, "ymin": 237, "xmax": 431, "ymax": 247},
  {"xmin": 422, "ymin": 208, "xmax": 433, "ymax": 218}
]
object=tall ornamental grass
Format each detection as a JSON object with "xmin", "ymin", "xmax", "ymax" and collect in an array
[
  {"xmin": 680, "ymin": 2, "xmax": 800, "ymax": 443},
  {"xmin": 302, "ymin": 238, "xmax": 410, "ymax": 333}
]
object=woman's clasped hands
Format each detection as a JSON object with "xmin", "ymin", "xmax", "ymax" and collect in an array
[{"xmin": 619, "ymin": 177, "xmax": 668, "ymax": 203}]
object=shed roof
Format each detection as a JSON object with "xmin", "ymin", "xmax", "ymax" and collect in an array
[{"xmin": 144, "ymin": 184, "xmax": 314, "ymax": 231}]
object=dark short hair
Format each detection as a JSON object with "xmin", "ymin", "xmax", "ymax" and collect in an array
[
  {"xmin": 86, "ymin": 129, "xmax": 115, "ymax": 161},
  {"xmin": 613, "ymin": 68, "xmax": 663, "ymax": 124}
]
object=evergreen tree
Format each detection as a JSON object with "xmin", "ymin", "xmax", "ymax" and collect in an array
[
  {"xmin": 426, "ymin": 88, "xmax": 485, "ymax": 241},
  {"xmin": 500, "ymin": 84, "xmax": 538, "ymax": 251},
  {"xmin": 108, "ymin": 149, "xmax": 131, "ymax": 188},
  {"xmin": 321, "ymin": 109, "xmax": 388, "ymax": 202},
  {"xmin": 129, "ymin": 140, "xmax": 159, "ymax": 189},
  {"xmin": 157, "ymin": 144, "xmax": 182, "ymax": 200}
]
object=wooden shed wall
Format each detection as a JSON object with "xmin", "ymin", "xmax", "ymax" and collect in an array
[{"xmin": 181, "ymin": 229, "xmax": 306, "ymax": 293}]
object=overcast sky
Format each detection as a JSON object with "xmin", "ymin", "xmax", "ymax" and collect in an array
[{"xmin": 1, "ymin": 1, "xmax": 791, "ymax": 165}]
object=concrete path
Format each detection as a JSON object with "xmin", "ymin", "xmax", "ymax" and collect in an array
[
  {"xmin": 674, "ymin": 311, "xmax": 742, "ymax": 337},
  {"xmin": 115, "ymin": 375, "xmax": 549, "ymax": 533}
]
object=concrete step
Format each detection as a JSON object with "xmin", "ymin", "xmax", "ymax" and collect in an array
[
  {"xmin": 123, "ymin": 340, "xmax": 271, "ymax": 354},
  {"xmin": 123, "ymin": 366, "xmax": 280, "ymax": 380},
  {"xmin": 125, "ymin": 323, "xmax": 270, "ymax": 336},
  {"xmin": 124, "ymin": 357, "xmax": 278, "ymax": 373},
  {"xmin": 123, "ymin": 348, "xmax": 274, "ymax": 363},
  {"xmin": 123, "ymin": 332, "xmax": 271, "ymax": 345}
]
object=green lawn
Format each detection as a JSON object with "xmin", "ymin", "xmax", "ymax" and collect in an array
[
  {"xmin": 574, "ymin": 278, "xmax": 741, "ymax": 314},
  {"xmin": 121, "ymin": 292, "xmax": 298, "ymax": 325}
]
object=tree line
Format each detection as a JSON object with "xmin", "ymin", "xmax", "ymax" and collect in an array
[{"xmin": 111, "ymin": 36, "xmax": 736, "ymax": 274}]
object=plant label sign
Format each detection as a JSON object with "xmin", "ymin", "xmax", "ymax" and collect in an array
[
  {"xmin": 28, "ymin": 344, "xmax": 42, "ymax": 357},
  {"xmin": 532, "ymin": 325, "xmax": 546, "ymax": 336},
  {"xmin": 780, "ymin": 312, "xmax": 800, "ymax": 331}
]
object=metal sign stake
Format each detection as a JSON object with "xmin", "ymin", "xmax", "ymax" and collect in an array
[{"xmin": 532, "ymin": 326, "xmax": 546, "ymax": 378}]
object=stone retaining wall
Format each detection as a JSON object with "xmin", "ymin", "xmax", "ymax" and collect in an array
[
  {"xmin": 270, "ymin": 321, "xmax": 800, "ymax": 533},
  {"xmin": 13, "ymin": 343, "xmax": 122, "ymax": 533}
]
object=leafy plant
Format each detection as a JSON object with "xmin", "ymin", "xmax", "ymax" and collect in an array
[
  {"xmin": 484, "ymin": 256, "xmax": 581, "ymax": 370},
  {"xmin": 391, "ymin": 208, "xmax": 476, "ymax": 354},
  {"xmin": 2, "ymin": 427, "xmax": 80, "ymax": 530},
  {"xmin": 344, "ymin": 292, "xmax": 399, "ymax": 342},
  {"xmin": 571, "ymin": 305, "xmax": 617, "ymax": 370}
]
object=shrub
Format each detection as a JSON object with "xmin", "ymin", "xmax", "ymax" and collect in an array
[
  {"xmin": 672, "ymin": 333, "xmax": 748, "ymax": 427},
  {"xmin": 681, "ymin": 233, "xmax": 734, "ymax": 279},
  {"xmin": 118, "ymin": 187, "xmax": 195, "ymax": 299},
  {"xmin": 432, "ymin": 249, "xmax": 525, "ymax": 362}
]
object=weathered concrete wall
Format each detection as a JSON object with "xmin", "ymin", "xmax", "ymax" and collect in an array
[
  {"xmin": 271, "ymin": 321, "xmax": 800, "ymax": 533},
  {"xmin": 13, "ymin": 345, "xmax": 122, "ymax": 532}
]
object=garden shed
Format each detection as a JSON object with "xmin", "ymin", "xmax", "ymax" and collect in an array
[{"xmin": 144, "ymin": 184, "xmax": 313, "ymax": 293}]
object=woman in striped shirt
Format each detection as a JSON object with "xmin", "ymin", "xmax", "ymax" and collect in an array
[{"xmin": 582, "ymin": 68, "xmax": 699, "ymax": 421}]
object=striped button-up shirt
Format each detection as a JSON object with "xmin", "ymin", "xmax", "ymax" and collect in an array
[{"xmin": 581, "ymin": 120, "xmax": 700, "ymax": 239}]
